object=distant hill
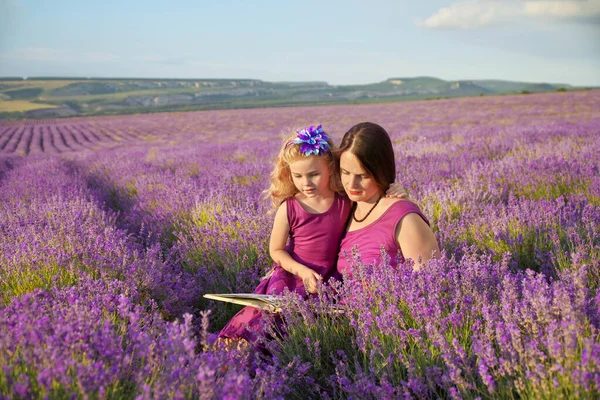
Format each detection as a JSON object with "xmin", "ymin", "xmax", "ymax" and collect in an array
[{"xmin": 0, "ymin": 76, "xmax": 589, "ymax": 119}]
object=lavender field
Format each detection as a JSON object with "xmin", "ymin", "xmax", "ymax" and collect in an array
[{"xmin": 1, "ymin": 90, "xmax": 599, "ymax": 399}]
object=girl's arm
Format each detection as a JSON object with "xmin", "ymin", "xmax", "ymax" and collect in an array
[
  {"xmin": 269, "ymin": 202, "xmax": 322, "ymax": 293},
  {"xmin": 386, "ymin": 182, "xmax": 410, "ymax": 199},
  {"xmin": 395, "ymin": 213, "xmax": 440, "ymax": 270}
]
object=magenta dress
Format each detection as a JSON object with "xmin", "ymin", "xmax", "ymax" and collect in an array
[
  {"xmin": 337, "ymin": 200, "xmax": 429, "ymax": 275},
  {"xmin": 218, "ymin": 193, "xmax": 352, "ymax": 342}
]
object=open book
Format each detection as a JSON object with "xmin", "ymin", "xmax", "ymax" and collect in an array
[
  {"xmin": 204, "ymin": 293, "xmax": 345, "ymax": 314},
  {"xmin": 203, "ymin": 293, "xmax": 285, "ymax": 312}
]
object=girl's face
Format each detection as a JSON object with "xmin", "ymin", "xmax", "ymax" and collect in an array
[
  {"xmin": 339, "ymin": 151, "xmax": 380, "ymax": 202},
  {"xmin": 288, "ymin": 156, "xmax": 332, "ymax": 198}
]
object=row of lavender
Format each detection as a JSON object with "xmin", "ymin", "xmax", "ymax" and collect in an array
[
  {"xmin": 0, "ymin": 119, "xmax": 160, "ymax": 155},
  {"xmin": 0, "ymin": 107, "xmax": 294, "ymax": 156},
  {"xmin": 1, "ymin": 91, "xmax": 599, "ymax": 398}
]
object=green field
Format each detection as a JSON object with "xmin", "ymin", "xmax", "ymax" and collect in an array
[
  {"xmin": 0, "ymin": 76, "xmax": 585, "ymax": 119},
  {"xmin": 0, "ymin": 100, "xmax": 59, "ymax": 112}
]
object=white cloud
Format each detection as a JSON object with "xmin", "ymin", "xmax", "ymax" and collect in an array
[
  {"xmin": 0, "ymin": 47, "xmax": 120, "ymax": 63},
  {"xmin": 416, "ymin": 1, "xmax": 518, "ymax": 29},
  {"xmin": 524, "ymin": 0, "xmax": 600, "ymax": 18},
  {"xmin": 418, "ymin": 0, "xmax": 600, "ymax": 30}
]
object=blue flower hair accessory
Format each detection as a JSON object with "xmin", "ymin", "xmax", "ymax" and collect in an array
[{"xmin": 292, "ymin": 124, "xmax": 331, "ymax": 156}]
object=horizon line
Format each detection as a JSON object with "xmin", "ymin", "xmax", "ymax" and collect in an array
[{"xmin": 0, "ymin": 75, "xmax": 591, "ymax": 87}]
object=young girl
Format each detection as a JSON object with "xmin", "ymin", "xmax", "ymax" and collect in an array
[
  {"xmin": 218, "ymin": 124, "xmax": 349, "ymax": 346},
  {"xmin": 218, "ymin": 124, "xmax": 404, "ymax": 347}
]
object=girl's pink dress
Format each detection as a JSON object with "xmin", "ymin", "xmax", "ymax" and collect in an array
[
  {"xmin": 218, "ymin": 193, "xmax": 351, "ymax": 342},
  {"xmin": 336, "ymin": 200, "xmax": 429, "ymax": 275}
]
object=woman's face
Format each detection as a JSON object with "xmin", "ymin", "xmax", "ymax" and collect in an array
[{"xmin": 339, "ymin": 151, "xmax": 380, "ymax": 202}]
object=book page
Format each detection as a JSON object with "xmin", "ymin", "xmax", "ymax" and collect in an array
[
  {"xmin": 204, "ymin": 293, "xmax": 346, "ymax": 314},
  {"xmin": 203, "ymin": 293, "xmax": 284, "ymax": 311}
]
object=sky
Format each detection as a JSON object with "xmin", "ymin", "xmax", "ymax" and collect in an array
[{"xmin": 1, "ymin": 0, "xmax": 599, "ymax": 86}]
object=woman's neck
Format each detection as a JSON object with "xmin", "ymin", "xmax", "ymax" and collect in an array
[{"xmin": 355, "ymin": 192, "xmax": 382, "ymax": 213}]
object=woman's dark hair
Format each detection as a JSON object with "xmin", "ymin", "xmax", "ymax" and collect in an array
[{"xmin": 337, "ymin": 122, "xmax": 396, "ymax": 193}]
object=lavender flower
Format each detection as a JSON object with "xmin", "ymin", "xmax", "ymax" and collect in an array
[{"xmin": 1, "ymin": 90, "xmax": 599, "ymax": 397}]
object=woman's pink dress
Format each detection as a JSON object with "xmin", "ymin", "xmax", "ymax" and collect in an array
[
  {"xmin": 218, "ymin": 193, "xmax": 351, "ymax": 342},
  {"xmin": 337, "ymin": 200, "xmax": 429, "ymax": 275}
]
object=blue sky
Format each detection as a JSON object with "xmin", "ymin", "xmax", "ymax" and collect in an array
[{"xmin": 1, "ymin": 0, "xmax": 599, "ymax": 86}]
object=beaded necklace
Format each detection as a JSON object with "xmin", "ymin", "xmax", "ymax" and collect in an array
[{"xmin": 352, "ymin": 195, "xmax": 381, "ymax": 223}]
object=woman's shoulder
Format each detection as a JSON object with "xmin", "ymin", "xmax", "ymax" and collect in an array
[
  {"xmin": 380, "ymin": 198, "xmax": 428, "ymax": 224},
  {"xmin": 379, "ymin": 198, "xmax": 421, "ymax": 212}
]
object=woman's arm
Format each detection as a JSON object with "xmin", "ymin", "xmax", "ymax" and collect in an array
[
  {"xmin": 395, "ymin": 213, "xmax": 440, "ymax": 270},
  {"xmin": 269, "ymin": 202, "xmax": 322, "ymax": 293}
]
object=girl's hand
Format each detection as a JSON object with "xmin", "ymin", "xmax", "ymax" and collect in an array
[
  {"xmin": 299, "ymin": 269, "xmax": 322, "ymax": 294},
  {"xmin": 386, "ymin": 182, "xmax": 410, "ymax": 199}
]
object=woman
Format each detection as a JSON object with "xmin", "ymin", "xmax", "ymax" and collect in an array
[{"xmin": 336, "ymin": 122, "xmax": 440, "ymax": 275}]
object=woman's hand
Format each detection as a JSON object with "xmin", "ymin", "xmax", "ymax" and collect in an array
[
  {"xmin": 386, "ymin": 182, "xmax": 410, "ymax": 199},
  {"xmin": 298, "ymin": 268, "xmax": 322, "ymax": 294}
]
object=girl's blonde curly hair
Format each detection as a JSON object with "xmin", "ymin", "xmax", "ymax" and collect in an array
[{"xmin": 265, "ymin": 128, "xmax": 343, "ymax": 209}]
